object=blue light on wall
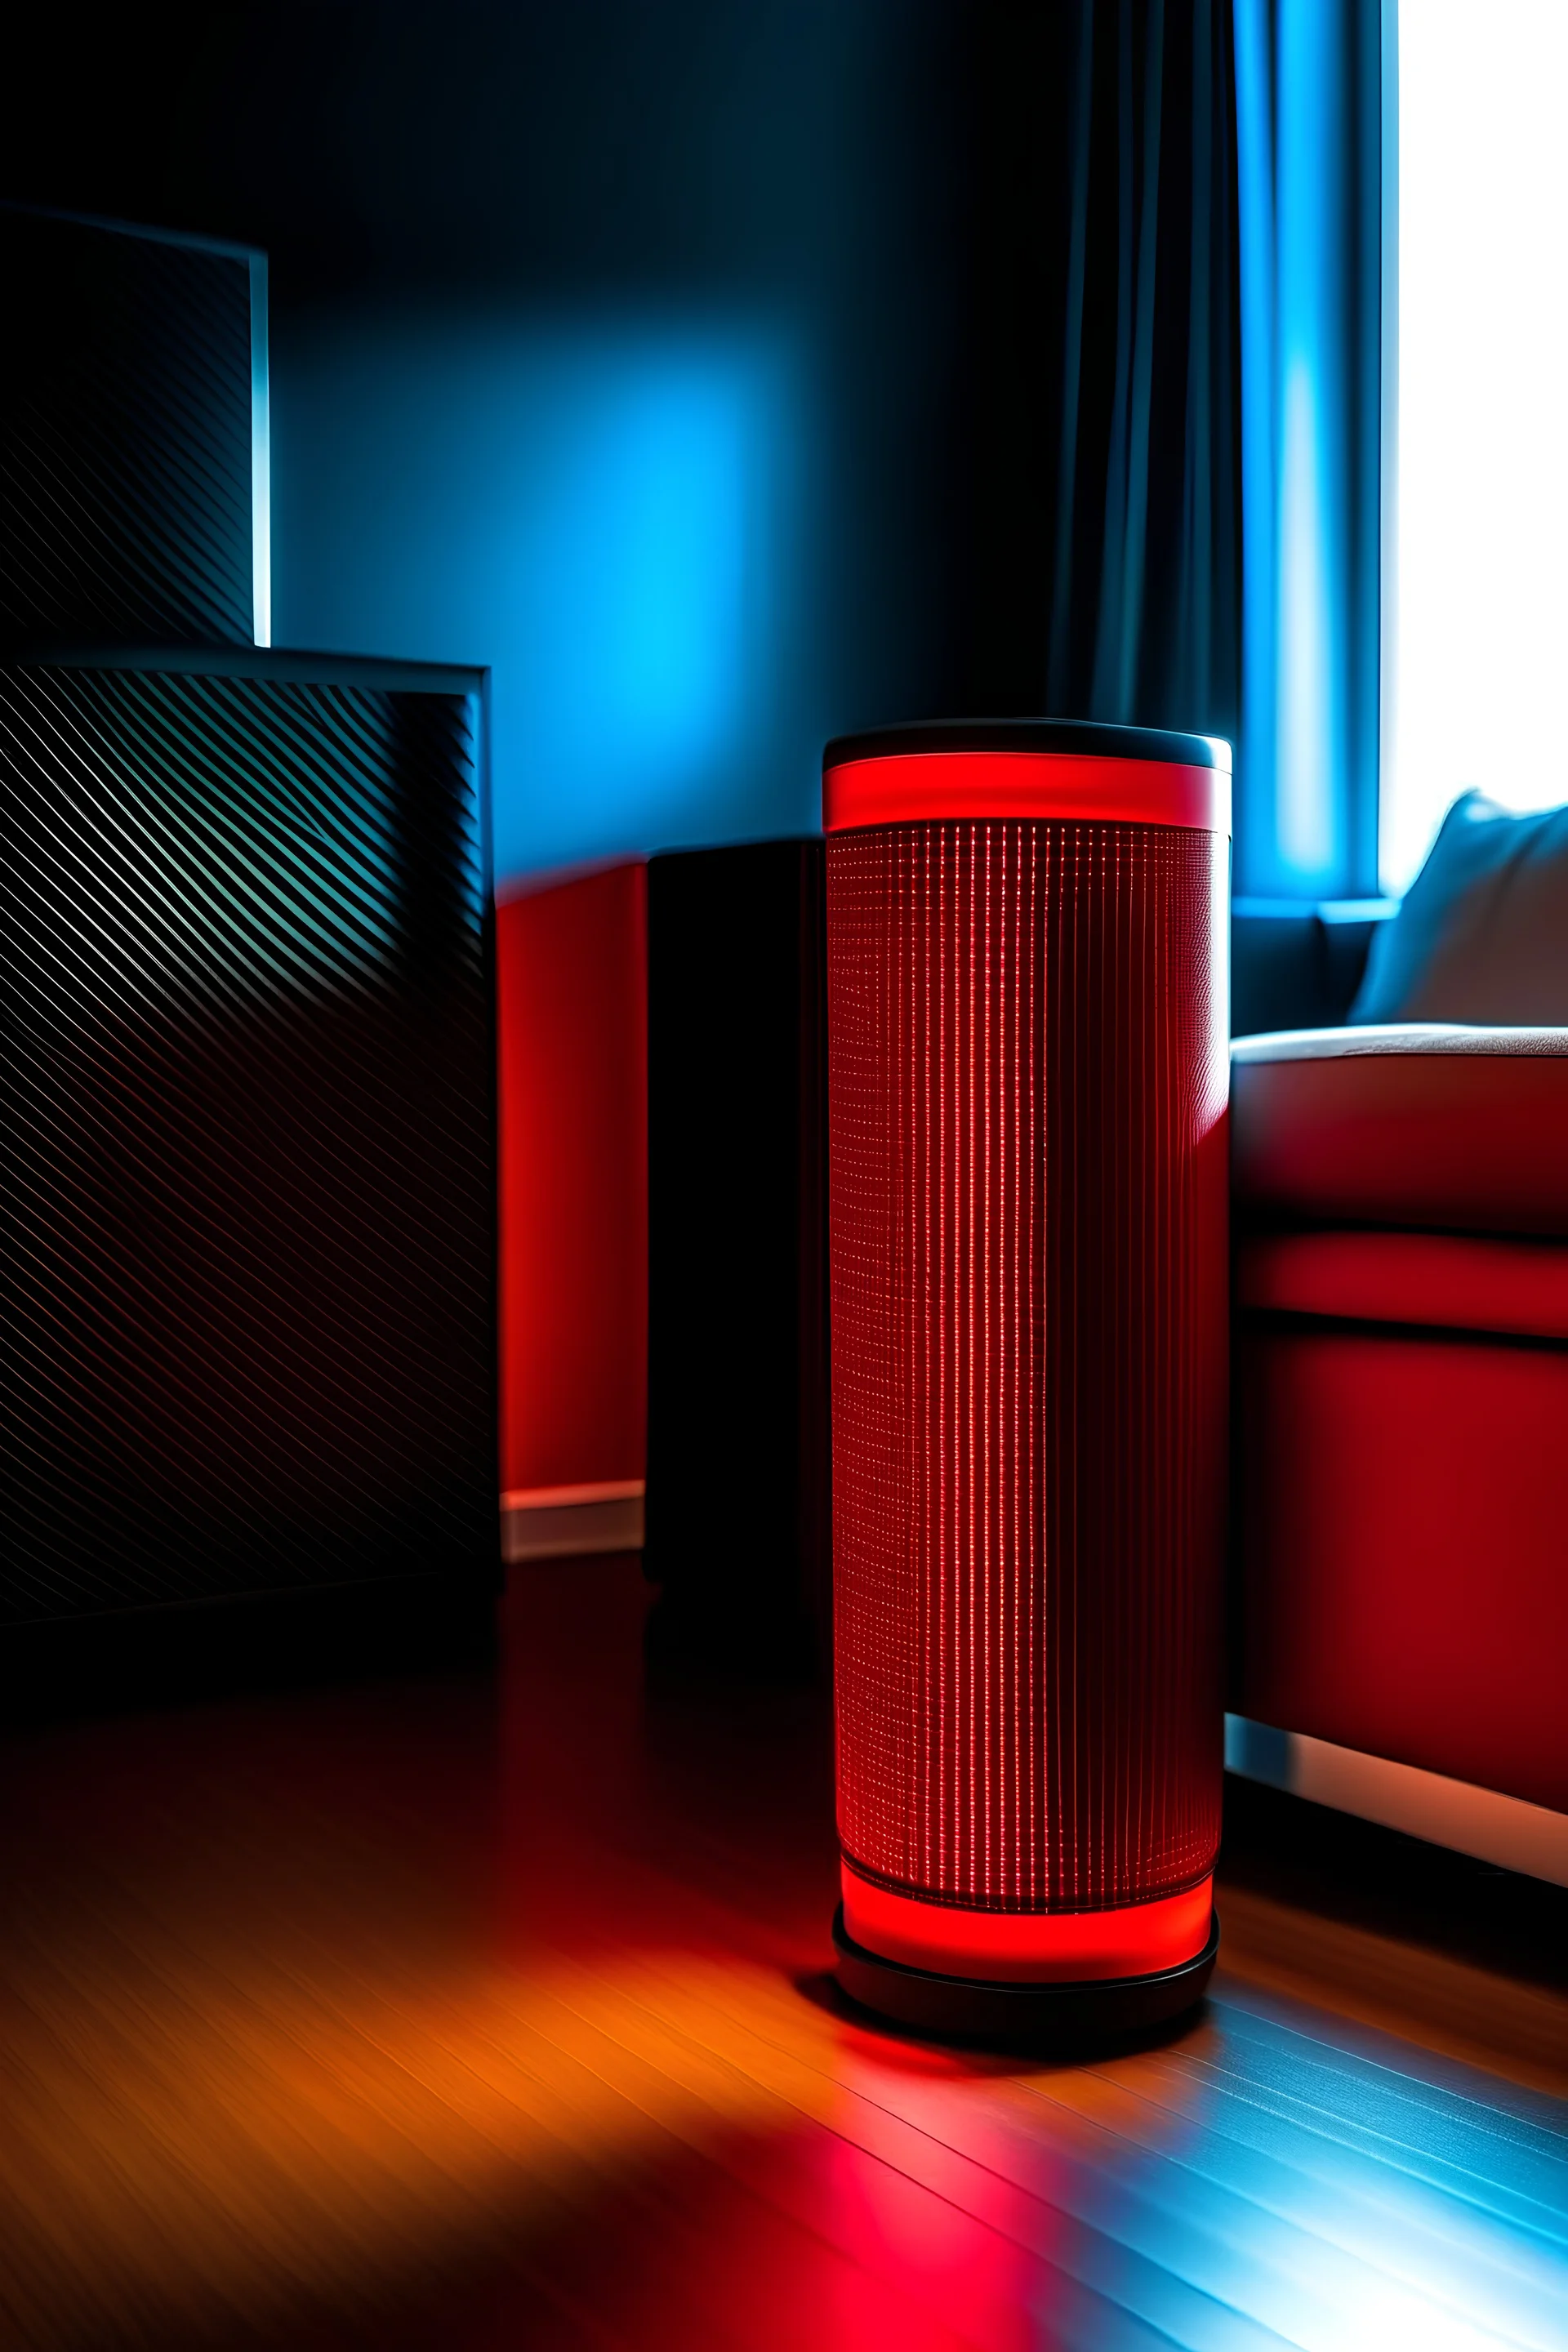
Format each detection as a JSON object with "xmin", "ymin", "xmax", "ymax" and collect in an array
[{"xmin": 272, "ymin": 313, "xmax": 813, "ymax": 886}]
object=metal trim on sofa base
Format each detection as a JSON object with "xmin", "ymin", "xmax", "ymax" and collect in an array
[{"xmin": 1225, "ymin": 1714, "xmax": 1568, "ymax": 1887}]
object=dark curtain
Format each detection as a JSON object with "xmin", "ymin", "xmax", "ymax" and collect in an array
[{"xmin": 946, "ymin": 0, "xmax": 1241, "ymax": 751}]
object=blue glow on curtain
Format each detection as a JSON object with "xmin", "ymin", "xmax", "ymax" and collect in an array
[
  {"xmin": 249, "ymin": 256, "xmax": 270, "ymax": 648},
  {"xmin": 1277, "ymin": 357, "xmax": 1334, "ymax": 877},
  {"xmin": 1233, "ymin": 0, "xmax": 1380, "ymax": 898},
  {"xmin": 1276, "ymin": 0, "xmax": 1338, "ymax": 881}
]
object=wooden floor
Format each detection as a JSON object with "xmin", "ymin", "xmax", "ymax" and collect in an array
[{"xmin": 2, "ymin": 1557, "xmax": 1564, "ymax": 2350}]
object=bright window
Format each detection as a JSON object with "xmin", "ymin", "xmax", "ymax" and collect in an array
[{"xmin": 1382, "ymin": 0, "xmax": 1568, "ymax": 893}]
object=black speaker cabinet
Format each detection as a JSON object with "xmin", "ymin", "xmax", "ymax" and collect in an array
[
  {"xmin": 1, "ymin": 645, "xmax": 495, "ymax": 1635},
  {"xmin": 1, "ymin": 207, "xmax": 263, "ymax": 648},
  {"xmin": 644, "ymin": 838, "xmax": 829, "ymax": 1674}
]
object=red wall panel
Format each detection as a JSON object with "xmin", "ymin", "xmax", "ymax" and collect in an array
[{"xmin": 496, "ymin": 866, "xmax": 648, "ymax": 1496}]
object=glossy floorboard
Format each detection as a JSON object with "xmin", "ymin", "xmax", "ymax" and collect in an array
[{"xmin": 1, "ymin": 1559, "xmax": 1564, "ymax": 2350}]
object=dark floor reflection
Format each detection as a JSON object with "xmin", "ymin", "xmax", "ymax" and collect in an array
[{"xmin": 0, "ymin": 1557, "xmax": 1562, "ymax": 2349}]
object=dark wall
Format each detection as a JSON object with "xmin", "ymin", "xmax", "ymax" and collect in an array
[
  {"xmin": 7, "ymin": 2, "xmax": 1242, "ymax": 874},
  {"xmin": 3, "ymin": 7, "xmax": 954, "ymax": 791}
]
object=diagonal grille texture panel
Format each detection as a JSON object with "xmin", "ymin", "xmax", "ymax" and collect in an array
[
  {"xmin": 2, "ymin": 659, "xmax": 494, "ymax": 1620},
  {"xmin": 828, "ymin": 821, "xmax": 1228, "ymax": 1913},
  {"xmin": 1, "ymin": 212, "xmax": 253, "ymax": 645}
]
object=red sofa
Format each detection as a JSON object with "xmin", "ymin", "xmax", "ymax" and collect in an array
[{"xmin": 1229, "ymin": 1025, "xmax": 1568, "ymax": 1880}]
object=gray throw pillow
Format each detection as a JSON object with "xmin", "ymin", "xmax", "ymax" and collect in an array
[{"xmin": 1351, "ymin": 791, "xmax": 1568, "ymax": 1023}]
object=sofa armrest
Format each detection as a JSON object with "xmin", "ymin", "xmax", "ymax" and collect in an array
[{"xmin": 1231, "ymin": 1025, "xmax": 1568, "ymax": 1234}]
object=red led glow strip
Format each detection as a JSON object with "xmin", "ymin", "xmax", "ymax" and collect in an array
[
  {"xmin": 842, "ymin": 1864, "xmax": 1214, "ymax": 1984},
  {"xmin": 823, "ymin": 751, "xmax": 1230, "ymax": 836}
]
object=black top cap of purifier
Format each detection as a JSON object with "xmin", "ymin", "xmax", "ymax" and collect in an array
[{"xmin": 824, "ymin": 717, "xmax": 1232, "ymax": 772}]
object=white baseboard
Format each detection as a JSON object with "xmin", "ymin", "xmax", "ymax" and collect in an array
[
  {"xmin": 1225, "ymin": 1713, "xmax": 1568, "ymax": 1887},
  {"xmin": 501, "ymin": 1481, "xmax": 645, "ymax": 1563}
]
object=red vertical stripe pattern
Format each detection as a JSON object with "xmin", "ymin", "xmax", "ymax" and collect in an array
[{"xmin": 827, "ymin": 820, "xmax": 1227, "ymax": 1913}]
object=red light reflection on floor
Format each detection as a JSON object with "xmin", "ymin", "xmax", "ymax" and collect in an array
[{"xmin": 0, "ymin": 1557, "xmax": 1561, "ymax": 2350}]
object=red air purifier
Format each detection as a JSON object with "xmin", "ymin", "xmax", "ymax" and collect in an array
[{"xmin": 825, "ymin": 720, "xmax": 1231, "ymax": 2039}]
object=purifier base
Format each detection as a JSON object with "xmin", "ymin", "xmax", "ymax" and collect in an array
[{"xmin": 831, "ymin": 1903, "xmax": 1220, "ymax": 2048}]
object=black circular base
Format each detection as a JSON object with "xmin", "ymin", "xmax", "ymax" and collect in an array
[{"xmin": 832, "ymin": 1902, "xmax": 1220, "ymax": 2051}]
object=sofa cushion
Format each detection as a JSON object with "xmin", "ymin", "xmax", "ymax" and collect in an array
[
  {"xmin": 1232, "ymin": 1025, "xmax": 1568, "ymax": 1233},
  {"xmin": 1352, "ymin": 791, "xmax": 1568, "ymax": 1023},
  {"xmin": 1235, "ymin": 1227, "xmax": 1568, "ymax": 1341}
]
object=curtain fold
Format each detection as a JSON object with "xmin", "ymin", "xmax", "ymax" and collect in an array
[
  {"xmin": 1015, "ymin": 0, "xmax": 1379, "ymax": 900},
  {"xmin": 1040, "ymin": 0, "xmax": 1241, "ymax": 758}
]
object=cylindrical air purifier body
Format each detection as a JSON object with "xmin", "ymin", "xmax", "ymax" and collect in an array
[{"xmin": 825, "ymin": 720, "xmax": 1230, "ymax": 2039}]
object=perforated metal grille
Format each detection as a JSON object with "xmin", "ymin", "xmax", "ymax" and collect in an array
[
  {"xmin": 2, "ymin": 658, "xmax": 493, "ymax": 1621},
  {"xmin": 828, "ymin": 820, "xmax": 1227, "ymax": 1911}
]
